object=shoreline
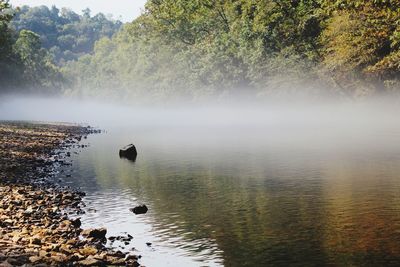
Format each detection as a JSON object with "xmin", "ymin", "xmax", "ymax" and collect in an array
[{"xmin": 0, "ymin": 121, "xmax": 140, "ymax": 266}]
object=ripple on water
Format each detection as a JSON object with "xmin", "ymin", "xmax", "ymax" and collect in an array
[
  {"xmin": 79, "ymin": 187, "xmax": 224, "ymax": 266},
  {"xmin": 60, "ymin": 124, "xmax": 400, "ymax": 267}
]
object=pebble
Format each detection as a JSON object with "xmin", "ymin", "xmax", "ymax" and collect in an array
[{"xmin": 0, "ymin": 122, "xmax": 140, "ymax": 266}]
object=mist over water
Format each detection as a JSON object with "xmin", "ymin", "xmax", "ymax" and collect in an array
[
  {"xmin": 3, "ymin": 95, "xmax": 400, "ymax": 266},
  {"xmin": 4, "ymin": 0, "xmax": 400, "ymax": 265},
  {"xmin": 1, "ymin": 95, "xmax": 400, "ymax": 148}
]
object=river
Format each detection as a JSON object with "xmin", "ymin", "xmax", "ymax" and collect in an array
[{"xmin": 3, "ymin": 97, "xmax": 400, "ymax": 266}]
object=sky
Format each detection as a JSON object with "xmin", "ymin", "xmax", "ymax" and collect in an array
[{"xmin": 10, "ymin": 0, "xmax": 147, "ymax": 22}]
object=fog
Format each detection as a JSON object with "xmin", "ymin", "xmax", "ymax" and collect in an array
[
  {"xmin": 0, "ymin": 95, "xmax": 398, "ymax": 129},
  {"xmin": 4, "ymin": 94, "xmax": 400, "ymax": 266},
  {"xmin": 1, "ymin": 95, "xmax": 400, "ymax": 154}
]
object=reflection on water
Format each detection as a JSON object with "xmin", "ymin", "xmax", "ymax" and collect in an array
[
  {"xmin": 4, "ymin": 96, "xmax": 400, "ymax": 266},
  {"xmin": 56, "ymin": 122, "xmax": 400, "ymax": 267}
]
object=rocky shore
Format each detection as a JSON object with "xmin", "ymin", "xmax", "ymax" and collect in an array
[{"xmin": 0, "ymin": 122, "xmax": 140, "ymax": 266}]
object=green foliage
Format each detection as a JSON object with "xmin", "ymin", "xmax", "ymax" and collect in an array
[
  {"xmin": 13, "ymin": 29, "xmax": 62, "ymax": 92},
  {"xmin": 11, "ymin": 5, "xmax": 122, "ymax": 65},
  {"xmin": 4, "ymin": 0, "xmax": 400, "ymax": 98},
  {"xmin": 0, "ymin": 2, "xmax": 63, "ymax": 94},
  {"xmin": 65, "ymin": 0, "xmax": 327, "ymax": 100},
  {"xmin": 319, "ymin": 0, "xmax": 400, "ymax": 95},
  {"xmin": 0, "ymin": 3, "xmax": 122, "ymax": 95},
  {"xmin": 0, "ymin": 0, "xmax": 19, "ymax": 90},
  {"xmin": 0, "ymin": 0, "xmax": 13, "ymax": 60}
]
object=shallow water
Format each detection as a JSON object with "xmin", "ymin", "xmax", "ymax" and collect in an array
[
  {"xmin": 3, "ymin": 97, "xmax": 400, "ymax": 266},
  {"xmin": 59, "ymin": 123, "xmax": 400, "ymax": 267}
]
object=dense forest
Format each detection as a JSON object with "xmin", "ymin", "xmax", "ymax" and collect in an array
[
  {"xmin": 2, "ymin": 0, "xmax": 400, "ymax": 100},
  {"xmin": 1, "ymin": 1, "xmax": 57, "ymax": 93},
  {"xmin": 64, "ymin": 0, "xmax": 400, "ymax": 100},
  {"xmin": 0, "ymin": 1, "xmax": 120, "ymax": 94},
  {"xmin": 11, "ymin": 6, "xmax": 121, "ymax": 65}
]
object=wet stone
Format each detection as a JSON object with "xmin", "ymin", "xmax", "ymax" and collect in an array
[
  {"xmin": 130, "ymin": 205, "xmax": 148, "ymax": 215},
  {"xmin": 0, "ymin": 122, "xmax": 140, "ymax": 266},
  {"xmin": 82, "ymin": 228, "xmax": 107, "ymax": 240}
]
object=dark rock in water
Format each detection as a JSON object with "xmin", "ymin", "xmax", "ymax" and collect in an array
[
  {"xmin": 119, "ymin": 144, "xmax": 137, "ymax": 161},
  {"xmin": 81, "ymin": 228, "xmax": 107, "ymax": 240},
  {"xmin": 130, "ymin": 205, "xmax": 148, "ymax": 215},
  {"xmin": 0, "ymin": 123, "xmax": 141, "ymax": 267},
  {"xmin": 71, "ymin": 218, "xmax": 81, "ymax": 228}
]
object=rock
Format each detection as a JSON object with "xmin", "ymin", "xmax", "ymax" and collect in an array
[
  {"xmin": 127, "ymin": 261, "xmax": 140, "ymax": 267},
  {"xmin": 119, "ymin": 144, "xmax": 137, "ymax": 161},
  {"xmin": 93, "ymin": 252, "xmax": 108, "ymax": 261},
  {"xmin": 81, "ymin": 228, "xmax": 107, "ymax": 240},
  {"xmin": 126, "ymin": 255, "xmax": 138, "ymax": 261},
  {"xmin": 78, "ymin": 256, "xmax": 101, "ymax": 266},
  {"xmin": 107, "ymin": 256, "xmax": 126, "ymax": 265},
  {"xmin": 24, "ymin": 206, "xmax": 34, "ymax": 214},
  {"xmin": 28, "ymin": 256, "xmax": 41, "ymax": 263},
  {"xmin": 5, "ymin": 256, "xmax": 28, "ymax": 266},
  {"xmin": 79, "ymin": 246, "xmax": 98, "ymax": 256},
  {"xmin": 0, "ymin": 261, "xmax": 13, "ymax": 267},
  {"xmin": 107, "ymin": 250, "xmax": 125, "ymax": 258},
  {"xmin": 0, "ymin": 123, "xmax": 141, "ymax": 266},
  {"xmin": 30, "ymin": 237, "xmax": 42, "ymax": 245},
  {"xmin": 59, "ymin": 244, "xmax": 73, "ymax": 254},
  {"xmin": 71, "ymin": 218, "xmax": 81, "ymax": 228},
  {"xmin": 50, "ymin": 253, "xmax": 68, "ymax": 263},
  {"xmin": 39, "ymin": 250, "xmax": 49, "ymax": 258},
  {"xmin": 130, "ymin": 205, "xmax": 148, "ymax": 215},
  {"xmin": 70, "ymin": 253, "xmax": 85, "ymax": 261}
]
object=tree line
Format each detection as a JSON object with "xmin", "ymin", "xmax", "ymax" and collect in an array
[
  {"xmin": 64, "ymin": 0, "xmax": 400, "ymax": 100},
  {"xmin": 0, "ymin": 1, "xmax": 121, "ymax": 94},
  {"xmin": 2, "ymin": 0, "xmax": 400, "ymax": 100}
]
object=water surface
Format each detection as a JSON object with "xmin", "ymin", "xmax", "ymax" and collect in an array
[
  {"xmin": 3, "ymin": 98, "xmax": 400, "ymax": 266},
  {"xmin": 62, "ymin": 119, "xmax": 400, "ymax": 266}
]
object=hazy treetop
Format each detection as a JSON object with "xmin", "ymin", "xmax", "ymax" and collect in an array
[{"xmin": 9, "ymin": 0, "xmax": 147, "ymax": 22}]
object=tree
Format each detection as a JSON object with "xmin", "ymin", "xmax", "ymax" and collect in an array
[
  {"xmin": 0, "ymin": 0, "xmax": 20, "ymax": 91},
  {"xmin": 320, "ymin": 0, "xmax": 400, "ymax": 95},
  {"xmin": 63, "ymin": 0, "xmax": 400, "ymax": 100},
  {"xmin": 13, "ymin": 29, "xmax": 61, "ymax": 92},
  {"xmin": 11, "ymin": 5, "xmax": 122, "ymax": 65}
]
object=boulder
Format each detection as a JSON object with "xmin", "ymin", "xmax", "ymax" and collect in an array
[
  {"xmin": 78, "ymin": 256, "xmax": 101, "ymax": 266},
  {"xmin": 119, "ymin": 144, "xmax": 137, "ymax": 161},
  {"xmin": 71, "ymin": 218, "xmax": 81, "ymax": 228},
  {"xmin": 129, "ymin": 205, "xmax": 148, "ymax": 215},
  {"xmin": 81, "ymin": 228, "xmax": 107, "ymax": 240}
]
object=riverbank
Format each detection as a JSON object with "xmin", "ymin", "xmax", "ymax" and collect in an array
[{"xmin": 0, "ymin": 122, "xmax": 140, "ymax": 266}]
